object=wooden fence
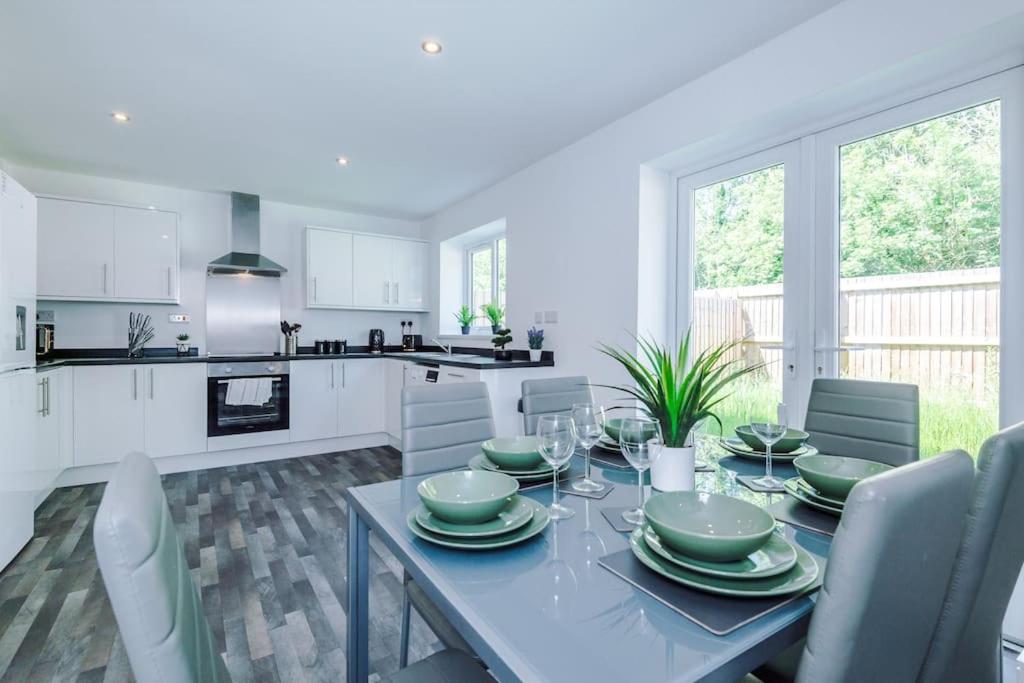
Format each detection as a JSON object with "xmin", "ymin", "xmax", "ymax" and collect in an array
[{"xmin": 693, "ymin": 267, "xmax": 1000, "ymax": 400}]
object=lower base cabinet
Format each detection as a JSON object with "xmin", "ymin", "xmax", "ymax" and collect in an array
[
  {"xmin": 290, "ymin": 358, "xmax": 386, "ymax": 441},
  {"xmin": 144, "ymin": 364, "xmax": 207, "ymax": 458}
]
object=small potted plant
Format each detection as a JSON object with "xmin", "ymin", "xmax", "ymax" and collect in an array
[
  {"xmin": 492, "ymin": 328, "xmax": 513, "ymax": 361},
  {"xmin": 527, "ymin": 327, "xmax": 544, "ymax": 361},
  {"xmin": 598, "ymin": 328, "xmax": 761, "ymax": 492},
  {"xmin": 175, "ymin": 333, "xmax": 191, "ymax": 355},
  {"xmin": 481, "ymin": 303, "xmax": 504, "ymax": 334},
  {"xmin": 453, "ymin": 305, "xmax": 476, "ymax": 335}
]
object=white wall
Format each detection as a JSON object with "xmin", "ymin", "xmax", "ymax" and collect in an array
[
  {"xmin": 422, "ymin": 0, "xmax": 1024, "ymax": 405},
  {"xmin": 11, "ymin": 164, "xmax": 423, "ymax": 352}
]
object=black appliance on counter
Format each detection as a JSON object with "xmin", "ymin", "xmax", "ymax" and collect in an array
[
  {"xmin": 36, "ymin": 315, "xmax": 55, "ymax": 357},
  {"xmin": 369, "ymin": 328, "xmax": 385, "ymax": 354},
  {"xmin": 207, "ymin": 361, "xmax": 289, "ymax": 437},
  {"xmin": 400, "ymin": 320, "xmax": 420, "ymax": 351}
]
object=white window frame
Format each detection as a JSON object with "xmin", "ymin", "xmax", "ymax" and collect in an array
[{"xmin": 464, "ymin": 234, "xmax": 506, "ymax": 331}]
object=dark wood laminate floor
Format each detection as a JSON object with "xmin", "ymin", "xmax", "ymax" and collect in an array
[{"xmin": 0, "ymin": 447, "xmax": 442, "ymax": 682}]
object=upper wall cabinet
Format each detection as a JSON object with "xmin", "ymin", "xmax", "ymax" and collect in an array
[
  {"xmin": 37, "ymin": 197, "xmax": 179, "ymax": 303},
  {"xmin": 306, "ymin": 227, "xmax": 428, "ymax": 312}
]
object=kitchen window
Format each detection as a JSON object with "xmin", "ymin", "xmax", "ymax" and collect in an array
[{"xmin": 466, "ymin": 235, "xmax": 507, "ymax": 329}]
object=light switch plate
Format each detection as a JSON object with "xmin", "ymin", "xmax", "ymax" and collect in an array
[
  {"xmin": 534, "ymin": 311, "xmax": 543, "ymax": 323},
  {"xmin": 544, "ymin": 310, "xmax": 558, "ymax": 323},
  {"xmin": 169, "ymin": 314, "xmax": 191, "ymax": 323}
]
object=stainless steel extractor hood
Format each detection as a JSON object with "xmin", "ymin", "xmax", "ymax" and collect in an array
[{"xmin": 207, "ymin": 192, "xmax": 287, "ymax": 276}]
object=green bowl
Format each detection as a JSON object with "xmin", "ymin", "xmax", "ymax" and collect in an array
[
  {"xmin": 793, "ymin": 454, "xmax": 893, "ymax": 500},
  {"xmin": 481, "ymin": 436, "xmax": 544, "ymax": 469},
  {"xmin": 604, "ymin": 417, "xmax": 659, "ymax": 444},
  {"xmin": 417, "ymin": 470, "xmax": 519, "ymax": 524},
  {"xmin": 643, "ymin": 491, "xmax": 775, "ymax": 562},
  {"xmin": 735, "ymin": 425, "xmax": 809, "ymax": 454}
]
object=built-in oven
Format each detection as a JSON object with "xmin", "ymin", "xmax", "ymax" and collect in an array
[{"xmin": 207, "ymin": 361, "xmax": 289, "ymax": 437}]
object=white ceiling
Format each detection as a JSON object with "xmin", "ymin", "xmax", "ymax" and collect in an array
[{"xmin": 0, "ymin": 1, "xmax": 839, "ymax": 219}]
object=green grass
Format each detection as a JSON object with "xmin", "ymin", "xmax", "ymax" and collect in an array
[{"xmin": 706, "ymin": 376, "xmax": 997, "ymax": 459}]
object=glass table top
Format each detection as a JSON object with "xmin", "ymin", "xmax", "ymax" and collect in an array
[{"xmin": 348, "ymin": 435, "xmax": 830, "ymax": 682}]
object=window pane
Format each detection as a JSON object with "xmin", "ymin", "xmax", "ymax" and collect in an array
[
  {"xmin": 496, "ymin": 238, "xmax": 507, "ymax": 310},
  {"xmin": 692, "ymin": 164, "xmax": 785, "ymax": 434},
  {"xmin": 471, "ymin": 246, "xmax": 494, "ymax": 316},
  {"xmin": 839, "ymin": 101, "xmax": 1000, "ymax": 456}
]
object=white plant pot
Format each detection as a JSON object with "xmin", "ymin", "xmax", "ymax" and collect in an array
[
  {"xmin": 176, "ymin": 342, "xmax": 190, "ymax": 354},
  {"xmin": 651, "ymin": 445, "xmax": 696, "ymax": 492},
  {"xmin": 529, "ymin": 349, "xmax": 542, "ymax": 361}
]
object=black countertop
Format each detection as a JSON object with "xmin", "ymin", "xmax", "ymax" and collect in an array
[{"xmin": 36, "ymin": 346, "xmax": 554, "ymax": 372}]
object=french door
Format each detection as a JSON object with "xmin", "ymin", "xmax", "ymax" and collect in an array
[{"xmin": 678, "ymin": 66, "xmax": 1024, "ymax": 642}]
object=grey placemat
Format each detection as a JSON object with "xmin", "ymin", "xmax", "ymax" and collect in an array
[
  {"xmin": 769, "ymin": 497, "xmax": 840, "ymax": 537},
  {"xmin": 600, "ymin": 506, "xmax": 640, "ymax": 532},
  {"xmin": 737, "ymin": 474, "xmax": 785, "ymax": 493},
  {"xmin": 599, "ymin": 548, "xmax": 821, "ymax": 636},
  {"xmin": 559, "ymin": 477, "xmax": 615, "ymax": 500}
]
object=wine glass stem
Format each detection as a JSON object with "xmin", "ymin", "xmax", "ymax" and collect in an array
[
  {"xmin": 584, "ymin": 446, "xmax": 592, "ymax": 481},
  {"xmin": 766, "ymin": 444, "xmax": 773, "ymax": 479},
  {"xmin": 637, "ymin": 470, "xmax": 644, "ymax": 513},
  {"xmin": 552, "ymin": 469, "xmax": 559, "ymax": 508}
]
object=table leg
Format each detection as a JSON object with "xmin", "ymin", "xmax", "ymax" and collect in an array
[{"xmin": 347, "ymin": 507, "xmax": 370, "ymax": 682}]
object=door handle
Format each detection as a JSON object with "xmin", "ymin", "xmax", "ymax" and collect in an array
[
  {"xmin": 38, "ymin": 378, "xmax": 46, "ymax": 416},
  {"xmin": 102, "ymin": 264, "xmax": 108, "ymax": 294},
  {"xmin": 384, "ymin": 281, "xmax": 390, "ymax": 304},
  {"xmin": 44, "ymin": 377, "xmax": 50, "ymax": 416},
  {"xmin": 342, "ymin": 362, "xmax": 346, "ymax": 388},
  {"xmin": 149, "ymin": 368, "xmax": 155, "ymax": 399},
  {"xmin": 393, "ymin": 281, "xmax": 399, "ymax": 303},
  {"xmin": 167, "ymin": 267, "xmax": 172, "ymax": 296},
  {"xmin": 330, "ymin": 362, "xmax": 335, "ymax": 389},
  {"xmin": 312, "ymin": 276, "xmax": 318, "ymax": 303},
  {"xmin": 132, "ymin": 368, "xmax": 138, "ymax": 400}
]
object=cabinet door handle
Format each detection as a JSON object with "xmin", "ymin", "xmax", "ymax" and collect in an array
[
  {"xmin": 149, "ymin": 368, "xmax": 155, "ymax": 399},
  {"xmin": 393, "ymin": 281, "xmax": 399, "ymax": 303},
  {"xmin": 102, "ymin": 264, "xmax": 108, "ymax": 294},
  {"xmin": 167, "ymin": 267, "xmax": 172, "ymax": 296},
  {"xmin": 330, "ymin": 362, "xmax": 335, "ymax": 389},
  {"xmin": 383, "ymin": 281, "xmax": 389, "ymax": 304},
  {"xmin": 44, "ymin": 377, "xmax": 50, "ymax": 416},
  {"xmin": 132, "ymin": 368, "xmax": 138, "ymax": 400},
  {"xmin": 312, "ymin": 276, "xmax": 318, "ymax": 303},
  {"xmin": 342, "ymin": 362, "xmax": 346, "ymax": 388},
  {"xmin": 447, "ymin": 372, "xmax": 465, "ymax": 379},
  {"xmin": 38, "ymin": 379, "xmax": 46, "ymax": 416}
]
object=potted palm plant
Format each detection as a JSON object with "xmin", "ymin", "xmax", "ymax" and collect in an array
[
  {"xmin": 453, "ymin": 305, "xmax": 476, "ymax": 335},
  {"xmin": 598, "ymin": 329, "xmax": 760, "ymax": 491},
  {"xmin": 481, "ymin": 303, "xmax": 504, "ymax": 334}
]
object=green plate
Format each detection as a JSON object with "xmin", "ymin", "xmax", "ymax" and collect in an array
[
  {"xmin": 469, "ymin": 454, "xmax": 568, "ymax": 482},
  {"xmin": 415, "ymin": 495, "xmax": 534, "ymax": 538},
  {"xmin": 474, "ymin": 453, "xmax": 555, "ymax": 475},
  {"xmin": 644, "ymin": 491, "xmax": 776, "ymax": 562},
  {"xmin": 407, "ymin": 498, "xmax": 550, "ymax": 550},
  {"xmin": 417, "ymin": 470, "xmax": 519, "ymax": 524},
  {"xmin": 720, "ymin": 437, "xmax": 814, "ymax": 462},
  {"xmin": 783, "ymin": 477, "xmax": 843, "ymax": 516},
  {"xmin": 792, "ymin": 477, "xmax": 846, "ymax": 508},
  {"xmin": 642, "ymin": 525, "xmax": 797, "ymax": 579},
  {"xmin": 629, "ymin": 527, "xmax": 819, "ymax": 597}
]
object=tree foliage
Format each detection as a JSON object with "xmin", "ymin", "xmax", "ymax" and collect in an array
[{"xmin": 694, "ymin": 101, "xmax": 1000, "ymax": 289}]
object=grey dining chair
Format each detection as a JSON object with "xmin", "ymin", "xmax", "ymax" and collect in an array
[
  {"xmin": 803, "ymin": 377, "xmax": 919, "ymax": 466},
  {"xmin": 755, "ymin": 448, "xmax": 974, "ymax": 682},
  {"xmin": 93, "ymin": 452, "xmax": 230, "ymax": 683},
  {"xmin": 399, "ymin": 382, "xmax": 495, "ymax": 668},
  {"xmin": 402, "ymin": 382, "xmax": 497, "ymax": 476},
  {"xmin": 520, "ymin": 375, "xmax": 592, "ymax": 435},
  {"xmin": 383, "ymin": 648, "xmax": 492, "ymax": 683},
  {"xmin": 918, "ymin": 422, "xmax": 1024, "ymax": 683}
]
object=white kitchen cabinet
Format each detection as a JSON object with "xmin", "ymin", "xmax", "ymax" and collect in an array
[
  {"xmin": 307, "ymin": 228, "xmax": 353, "ymax": 307},
  {"xmin": 37, "ymin": 197, "xmax": 179, "ymax": 303},
  {"xmin": 0, "ymin": 369, "xmax": 37, "ymax": 571},
  {"xmin": 37, "ymin": 198, "xmax": 114, "ymax": 298},
  {"xmin": 73, "ymin": 365, "xmax": 146, "ymax": 467},
  {"xmin": 392, "ymin": 239, "xmax": 427, "ymax": 310},
  {"xmin": 385, "ymin": 359, "xmax": 406, "ymax": 439},
  {"xmin": 290, "ymin": 359, "xmax": 340, "ymax": 442},
  {"xmin": 144, "ymin": 364, "xmax": 206, "ymax": 457},
  {"xmin": 35, "ymin": 371, "xmax": 62, "ymax": 500},
  {"xmin": 307, "ymin": 227, "xmax": 428, "ymax": 311},
  {"xmin": 352, "ymin": 234, "xmax": 393, "ymax": 308},
  {"xmin": 339, "ymin": 358, "xmax": 386, "ymax": 436},
  {"xmin": 113, "ymin": 206, "xmax": 179, "ymax": 301}
]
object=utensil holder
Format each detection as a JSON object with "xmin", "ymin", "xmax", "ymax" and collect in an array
[{"xmin": 285, "ymin": 336, "xmax": 298, "ymax": 355}]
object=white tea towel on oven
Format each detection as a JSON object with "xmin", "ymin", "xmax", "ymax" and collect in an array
[
  {"xmin": 240, "ymin": 378, "xmax": 259, "ymax": 405},
  {"xmin": 254, "ymin": 377, "xmax": 273, "ymax": 405},
  {"xmin": 225, "ymin": 378, "xmax": 248, "ymax": 406}
]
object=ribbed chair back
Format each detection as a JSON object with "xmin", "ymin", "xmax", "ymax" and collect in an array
[
  {"xmin": 402, "ymin": 382, "xmax": 496, "ymax": 476},
  {"xmin": 804, "ymin": 378, "xmax": 919, "ymax": 466},
  {"xmin": 521, "ymin": 376, "xmax": 592, "ymax": 436}
]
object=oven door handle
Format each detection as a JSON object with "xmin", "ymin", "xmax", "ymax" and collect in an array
[{"xmin": 216, "ymin": 377, "xmax": 283, "ymax": 384}]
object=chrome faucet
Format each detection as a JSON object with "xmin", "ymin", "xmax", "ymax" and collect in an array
[{"xmin": 432, "ymin": 337, "xmax": 452, "ymax": 355}]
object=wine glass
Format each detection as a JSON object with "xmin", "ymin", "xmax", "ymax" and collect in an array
[
  {"xmin": 537, "ymin": 414, "xmax": 577, "ymax": 520},
  {"xmin": 618, "ymin": 417, "xmax": 663, "ymax": 526},
  {"xmin": 571, "ymin": 403, "xmax": 606, "ymax": 493},
  {"xmin": 749, "ymin": 404, "xmax": 788, "ymax": 489}
]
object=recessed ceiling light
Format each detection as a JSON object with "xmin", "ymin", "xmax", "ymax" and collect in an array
[
  {"xmin": 421, "ymin": 40, "xmax": 442, "ymax": 55},
  {"xmin": 336, "ymin": 156, "xmax": 350, "ymax": 167},
  {"xmin": 111, "ymin": 111, "xmax": 130, "ymax": 123}
]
